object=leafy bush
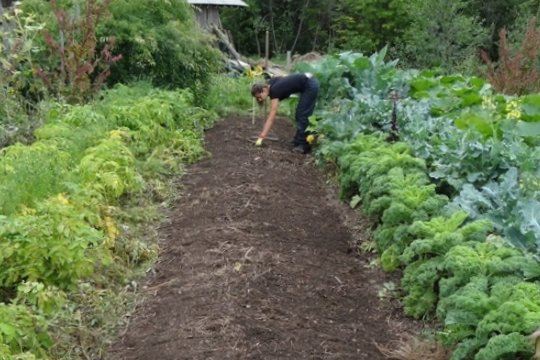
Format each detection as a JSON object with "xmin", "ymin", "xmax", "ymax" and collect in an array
[
  {"xmin": 0, "ymin": 302, "xmax": 50, "ymax": 359},
  {"xmin": 331, "ymin": 0, "xmax": 410, "ymax": 54},
  {"xmin": 77, "ymin": 135, "xmax": 144, "ymax": 200},
  {"xmin": 308, "ymin": 50, "xmax": 540, "ymax": 359},
  {"xmin": 397, "ymin": 0, "xmax": 489, "ymax": 74},
  {"xmin": 99, "ymin": 0, "xmax": 222, "ymax": 100},
  {"xmin": 0, "ymin": 194, "xmax": 104, "ymax": 291},
  {"xmin": 0, "ymin": 143, "xmax": 72, "ymax": 215}
]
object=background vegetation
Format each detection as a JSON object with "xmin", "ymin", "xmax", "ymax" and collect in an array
[{"xmin": 222, "ymin": 0, "xmax": 540, "ymax": 74}]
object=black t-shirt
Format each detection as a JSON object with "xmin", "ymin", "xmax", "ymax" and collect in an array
[{"xmin": 268, "ymin": 74, "xmax": 308, "ymax": 100}]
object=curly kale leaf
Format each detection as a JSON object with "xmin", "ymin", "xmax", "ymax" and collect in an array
[
  {"xmin": 402, "ymin": 257, "xmax": 442, "ymax": 318},
  {"xmin": 474, "ymin": 333, "xmax": 532, "ymax": 360},
  {"xmin": 476, "ymin": 282, "xmax": 540, "ymax": 339},
  {"xmin": 401, "ymin": 212, "xmax": 493, "ymax": 264}
]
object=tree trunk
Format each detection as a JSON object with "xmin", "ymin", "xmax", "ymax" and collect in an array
[
  {"xmin": 269, "ymin": 0, "xmax": 278, "ymax": 54},
  {"xmin": 290, "ymin": 0, "xmax": 310, "ymax": 55},
  {"xmin": 212, "ymin": 25, "xmax": 251, "ymax": 66}
]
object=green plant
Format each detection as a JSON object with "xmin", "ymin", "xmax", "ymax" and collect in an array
[
  {"xmin": 0, "ymin": 142, "xmax": 72, "ymax": 215},
  {"xmin": 0, "ymin": 194, "xmax": 104, "ymax": 291},
  {"xmin": 0, "ymin": 302, "xmax": 51, "ymax": 359},
  {"xmin": 0, "ymin": 4, "xmax": 45, "ymax": 146},
  {"xmin": 204, "ymin": 75, "xmax": 254, "ymax": 116},
  {"xmin": 100, "ymin": 0, "xmax": 221, "ymax": 101},
  {"xmin": 77, "ymin": 135, "xmax": 144, "ymax": 200},
  {"xmin": 398, "ymin": 0, "xmax": 489, "ymax": 73},
  {"xmin": 332, "ymin": 0, "xmax": 410, "ymax": 53}
]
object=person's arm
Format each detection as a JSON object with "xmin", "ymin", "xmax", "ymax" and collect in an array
[{"xmin": 259, "ymin": 98, "xmax": 279, "ymax": 139}]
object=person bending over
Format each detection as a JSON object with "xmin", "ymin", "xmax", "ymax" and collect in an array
[{"xmin": 251, "ymin": 73, "xmax": 319, "ymax": 154}]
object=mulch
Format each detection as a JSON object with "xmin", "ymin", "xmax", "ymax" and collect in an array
[{"xmin": 106, "ymin": 116, "xmax": 420, "ymax": 360}]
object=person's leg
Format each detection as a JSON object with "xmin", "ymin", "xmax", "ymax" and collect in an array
[{"xmin": 293, "ymin": 78, "xmax": 319, "ymax": 152}]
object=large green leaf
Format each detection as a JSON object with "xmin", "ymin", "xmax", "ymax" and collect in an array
[
  {"xmin": 353, "ymin": 57, "xmax": 372, "ymax": 71},
  {"xmin": 410, "ymin": 77, "xmax": 436, "ymax": 92},
  {"xmin": 440, "ymin": 75, "xmax": 465, "ymax": 84},
  {"xmin": 454, "ymin": 113, "xmax": 496, "ymax": 137},
  {"xmin": 519, "ymin": 94, "xmax": 540, "ymax": 122},
  {"xmin": 515, "ymin": 121, "xmax": 540, "ymax": 137},
  {"xmin": 519, "ymin": 199, "xmax": 540, "ymax": 241}
]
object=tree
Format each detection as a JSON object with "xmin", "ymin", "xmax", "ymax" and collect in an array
[
  {"xmin": 464, "ymin": 0, "xmax": 526, "ymax": 59},
  {"xmin": 221, "ymin": 0, "xmax": 337, "ymax": 57},
  {"xmin": 332, "ymin": 0, "xmax": 410, "ymax": 54},
  {"xmin": 398, "ymin": 0, "xmax": 489, "ymax": 73}
]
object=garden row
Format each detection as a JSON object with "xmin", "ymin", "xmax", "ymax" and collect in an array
[
  {"xmin": 0, "ymin": 83, "xmax": 217, "ymax": 359},
  {"xmin": 298, "ymin": 51, "xmax": 540, "ymax": 359}
]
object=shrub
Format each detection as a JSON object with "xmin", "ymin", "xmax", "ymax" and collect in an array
[
  {"xmin": 398, "ymin": 0, "xmax": 488, "ymax": 73},
  {"xmin": 99, "ymin": 0, "xmax": 222, "ymax": 101}
]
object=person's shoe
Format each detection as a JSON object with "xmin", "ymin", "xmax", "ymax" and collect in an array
[{"xmin": 292, "ymin": 144, "xmax": 311, "ymax": 154}]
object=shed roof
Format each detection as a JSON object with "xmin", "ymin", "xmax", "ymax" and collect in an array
[{"xmin": 187, "ymin": 0, "xmax": 248, "ymax": 6}]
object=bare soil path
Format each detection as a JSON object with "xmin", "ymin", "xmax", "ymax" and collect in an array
[{"xmin": 106, "ymin": 116, "xmax": 416, "ymax": 360}]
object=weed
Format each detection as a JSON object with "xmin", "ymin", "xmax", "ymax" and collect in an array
[
  {"xmin": 481, "ymin": 17, "xmax": 540, "ymax": 95},
  {"xmin": 36, "ymin": 0, "xmax": 121, "ymax": 103},
  {"xmin": 377, "ymin": 281, "xmax": 400, "ymax": 302}
]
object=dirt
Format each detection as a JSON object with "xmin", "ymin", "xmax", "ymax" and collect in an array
[{"xmin": 106, "ymin": 116, "xmax": 420, "ymax": 360}]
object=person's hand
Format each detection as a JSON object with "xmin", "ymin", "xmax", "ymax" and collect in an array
[{"xmin": 255, "ymin": 137, "xmax": 263, "ymax": 147}]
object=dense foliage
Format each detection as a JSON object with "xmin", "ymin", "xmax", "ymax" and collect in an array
[
  {"xmin": 222, "ymin": 0, "xmax": 540, "ymax": 76},
  {"xmin": 0, "ymin": 82, "xmax": 217, "ymax": 359},
  {"xmin": 0, "ymin": 0, "xmax": 227, "ymax": 357},
  {"xmin": 99, "ymin": 0, "xmax": 221, "ymax": 98},
  {"xmin": 297, "ymin": 51, "xmax": 540, "ymax": 359}
]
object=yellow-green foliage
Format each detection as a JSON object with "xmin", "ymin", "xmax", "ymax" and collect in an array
[
  {"xmin": 0, "ymin": 143, "xmax": 72, "ymax": 215},
  {"xmin": 446, "ymin": 280, "xmax": 540, "ymax": 360},
  {"xmin": 365, "ymin": 167, "xmax": 430, "ymax": 216},
  {"xmin": 0, "ymin": 303, "xmax": 50, "ymax": 359},
  {"xmin": 337, "ymin": 134, "xmax": 426, "ymax": 199},
  {"xmin": 35, "ymin": 104, "xmax": 108, "ymax": 159},
  {"xmin": 77, "ymin": 133, "xmax": 144, "ymax": 200},
  {"xmin": 98, "ymin": 84, "xmax": 216, "ymax": 162},
  {"xmin": 204, "ymin": 75, "xmax": 253, "ymax": 116},
  {"xmin": 334, "ymin": 134, "xmax": 449, "ymax": 272},
  {"xmin": 0, "ymin": 82, "xmax": 215, "ymax": 359},
  {"xmin": 0, "ymin": 194, "xmax": 104, "ymax": 289},
  {"xmin": 0, "ymin": 282, "xmax": 67, "ymax": 359},
  {"xmin": 400, "ymin": 212, "xmax": 493, "ymax": 264}
]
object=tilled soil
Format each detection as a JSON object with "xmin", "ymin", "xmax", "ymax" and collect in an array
[{"xmin": 106, "ymin": 116, "xmax": 418, "ymax": 360}]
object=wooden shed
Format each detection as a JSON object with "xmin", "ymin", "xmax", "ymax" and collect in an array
[{"xmin": 187, "ymin": 0, "xmax": 248, "ymax": 29}]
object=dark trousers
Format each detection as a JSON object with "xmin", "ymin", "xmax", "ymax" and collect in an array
[{"xmin": 293, "ymin": 77, "xmax": 319, "ymax": 147}]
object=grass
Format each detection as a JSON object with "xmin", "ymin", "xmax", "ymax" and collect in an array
[{"xmin": 204, "ymin": 74, "xmax": 254, "ymax": 117}]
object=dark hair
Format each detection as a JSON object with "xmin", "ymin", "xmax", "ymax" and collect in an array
[{"xmin": 251, "ymin": 83, "xmax": 267, "ymax": 97}]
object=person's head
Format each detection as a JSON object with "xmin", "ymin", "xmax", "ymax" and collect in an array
[{"xmin": 251, "ymin": 83, "xmax": 269, "ymax": 104}]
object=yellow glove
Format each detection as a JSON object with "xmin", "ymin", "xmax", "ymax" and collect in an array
[
  {"xmin": 306, "ymin": 134, "xmax": 316, "ymax": 144},
  {"xmin": 255, "ymin": 137, "xmax": 263, "ymax": 147}
]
